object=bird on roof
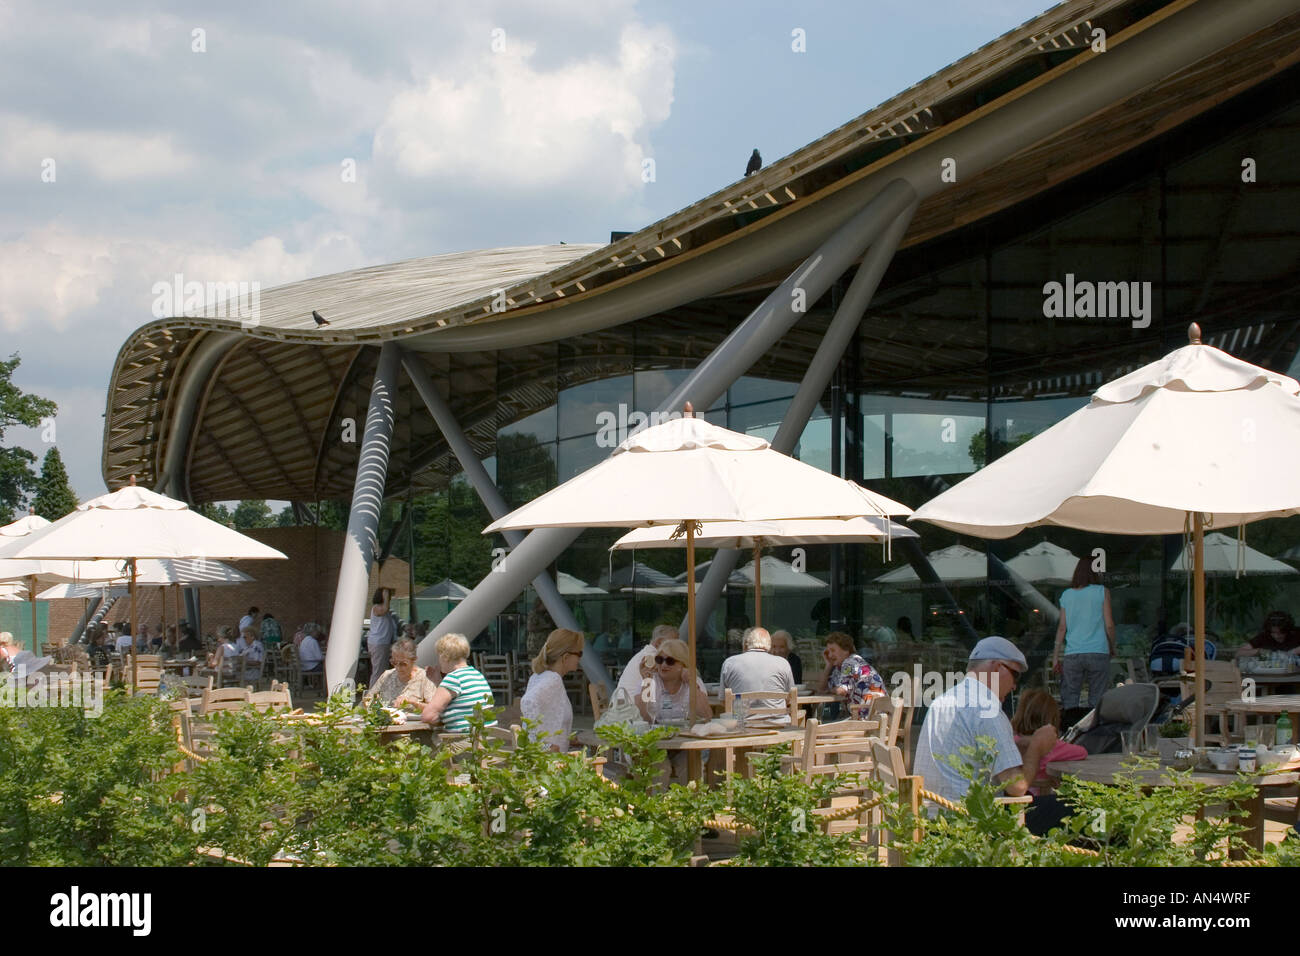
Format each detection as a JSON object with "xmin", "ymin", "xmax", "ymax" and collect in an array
[
  {"xmin": 312, "ymin": 310, "xmax": 329, "ymax": 326},
  {"xmin": 745, "ymin": 148, "xmax": 761, "ymax": 176}
]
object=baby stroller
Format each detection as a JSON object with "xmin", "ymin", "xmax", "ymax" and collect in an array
[{"xmin": 1062, "ymin": 682, "xmax": 1161, "ymax": 755}]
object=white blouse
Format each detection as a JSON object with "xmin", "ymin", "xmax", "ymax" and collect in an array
[{"xmin": 520, "ymin": 670, "xmax": 572, "ymax": 749}]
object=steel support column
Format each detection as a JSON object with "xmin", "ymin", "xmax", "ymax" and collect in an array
[
  {"xmin": 688, "ymin": 197, "xmax": 919, "ymax": 636},
  {"xmin": 402, "ymin": 355, "xmax": 613, "ymax": 690},
  {"xmin": 325, "ymin": 342, "xmax": 401, "ymax": 691},
  {"xmin": 433, "ymin": 180, "xmax": 918, "ymax": 648}
]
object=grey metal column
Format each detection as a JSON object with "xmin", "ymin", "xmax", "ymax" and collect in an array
[
  {"xmin": 402, "ymin": 355, "xmax": 613, "ymax": 691},
  {"xmin": 325, "ymin": 342, "xmax": 401, "ymax": 692},
  {"xmin": 687, "ymin": 197, "xmax": 919, "ymax": 635},
  {"xmin": 432, "ymin": 179, "xmax": 917, "ymax": 647}
]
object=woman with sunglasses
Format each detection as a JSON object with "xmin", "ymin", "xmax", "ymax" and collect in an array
[
  {"xmin": 521, "ymin": 628, "xmax": 586, "ymax": 751},
  {"xmin": 633, "ymin": 638, "xmax": 713, "ymax": 726}
]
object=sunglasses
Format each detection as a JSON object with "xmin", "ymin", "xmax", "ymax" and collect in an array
[
  {"xmin": 655, "ymin": 655, "xmax": 681, "ymax": 666},
  {"xmin": 996, "ymin": 661, "xmax": 1020, "ymax": 686}
]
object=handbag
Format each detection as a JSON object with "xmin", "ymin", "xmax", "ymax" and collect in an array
[{"xmin": 594, "ymin": 687, "xmax": 643, "ymax": 728}]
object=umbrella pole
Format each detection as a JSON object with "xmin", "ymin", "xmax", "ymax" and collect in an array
[
  {"xmin": 687, "ymin": 522, "xmax": 699, "ymax": 721},
  {"xmin": 129, "ymin": 559, "xmax": 138, "ymax": 690},
  {"xmin": 753, "ymin": 546, "xmax": 762, "ymax": 628},
  {"xmin": 1193, "ymin": 513, "xmax": 1206, "ymax": 747},
  {"xmin": 28, "ymin": 575, "xmax": 37, "ymax": 652}
]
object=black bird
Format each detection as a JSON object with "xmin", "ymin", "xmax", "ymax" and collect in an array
[
  {"xmin": 312, "ymin": 310, "xmax": 329, "ymax": 326},
  {"xmin": 745, "ymin": 148, "xmax": 761, "ymax": 176}
]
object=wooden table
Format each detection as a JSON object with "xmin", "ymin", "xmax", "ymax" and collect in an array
[
  {"xmin": 1047, "ymin": 752, "xmax": 1299, "ymax": 854},
  {"xmin": 577, "ymin": 726, "xmax": 804, "ymax": 788},
  {"xmin": 1225, "ymin": 695, "xmax": 1300, "ymax": 743},
  {"xmin": 162, "ymin": 658, "xmax": 201, "ymax": 672}
]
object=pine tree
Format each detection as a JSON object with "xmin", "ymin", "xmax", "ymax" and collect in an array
[
  {"xmin": 232, "ymin": 499, "xmax": 274, "ymax": 530},
  {"xmin": 31, "ymin": 447, "xmax": 78, "ymax": 520}
]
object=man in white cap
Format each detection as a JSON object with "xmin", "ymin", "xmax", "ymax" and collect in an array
[{"xmin": 912, "ymin": 636, "xmax": 1058, "ymax": 823}]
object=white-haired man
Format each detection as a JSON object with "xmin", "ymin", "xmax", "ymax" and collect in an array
[
  {"xmin": 719, "ymin": 626, "xmax": 795, "ymax": 724},
  {"xmin": 912, "ymin": 636, "xmax": 1062, "ymax": 834},
  {"xmin": 617, "ymin": 624, "xmax": 678, "ymax": 701}
]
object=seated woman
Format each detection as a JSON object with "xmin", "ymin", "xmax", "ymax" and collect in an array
[
  {"xmin": 421, "ymin": 633, "xmax": 496, "ymax": 733},
  {"xmin": 632, "ymin": 638, "xmax": 713, "ymax": 726},
  {"xmin": 818, "ymin": 631, "xmax": 885, "ymax": 717},
  {"xmin": 1010, "ymin": 689, "xmax": 1087, "ymax": 795},
  {"xmin": 770, "ymin": 629, "xmax": 803, "ymax": 684},
  {"xmin": 1236, "ymin": 610, "xmax": 1300, "ymax": 658},
  {"xmin": 207, "ymin": 625, "xmax": 239, "ymax": 675},
  {"xmin": 520, "ymin": 628, "xmax": 585, "ymax": 751},
  {"xmin": 364, "ymin": 637, "xmax": 437, "ymax": 710},
  {"xmin": 297, "ymin": 624, "xmax": 324, "ymax": 672}
]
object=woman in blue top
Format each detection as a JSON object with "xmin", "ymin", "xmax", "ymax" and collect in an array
[{"xmin": 1051, "ymin": 555, "xmax": 1116, "ymax": 709}]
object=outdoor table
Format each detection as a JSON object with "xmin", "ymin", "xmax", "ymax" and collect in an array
[
  {"xmin": 1225, "ymin": 694, "xmax": 1300, "ymax": 742},
  {"xmin": 1239, "ymin": 673, "xmax": 1300, "ymax": 696},
  {"xmin": 162, "ymin": 657, "xmax": 200, "ymax": 672},
  {"xmin": 576, "ymin": 726, "xmax": 803, "ymax": 788},
  {"xmin": 1046, "ymin": 752, "xmax": 1300, "ymax": 855}
]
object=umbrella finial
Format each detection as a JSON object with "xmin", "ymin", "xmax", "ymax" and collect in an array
[
  {"xmin": 683, "ymin": 401, "xmax": 694, "ymax": 418},
  {"xmin": 1188, "ymin": 322, "xmax": 1202, "ymax": 345},
  {"xmin": 129, "ymin": 474, "xmax": 137, "ymax": 486}
]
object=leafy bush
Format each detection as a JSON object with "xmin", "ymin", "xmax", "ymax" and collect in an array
[
  {"xmin": 0, "ymin": 685, "xmax": 198, "ymax": 865},
  {"xmin": 721, "ymin": 746, "xmax": 872, "ymax": 866},
  {"xmin": 0, "ymin": 695, "xmax": 1283, "ymax": 867}
]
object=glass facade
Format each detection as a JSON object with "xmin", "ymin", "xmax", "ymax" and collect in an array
[{"xmin": 404, "ymin": 73, "xmax": 1300, "ymax": 685}]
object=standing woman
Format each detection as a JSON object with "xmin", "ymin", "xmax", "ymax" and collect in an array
[
  {"xmin": 368, "ymin": 587, "xmax": 395, "ymax": 681},
  {"xmin": 520, "ymin": 628, "xmax": 585, "ymax": 751},
  {"xmin": 1051, "ymin": 555, "xmax": 1116, "ymax": 710}
]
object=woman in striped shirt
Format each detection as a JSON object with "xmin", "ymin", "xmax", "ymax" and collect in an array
[{"xmin": 421, "ymin": 632, "xmax": 496, "ymax": 733}]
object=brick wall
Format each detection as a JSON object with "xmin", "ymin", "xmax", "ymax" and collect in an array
[{"xmin": 45, "ymin": 527, "xmax": 409, "ymax": 642}]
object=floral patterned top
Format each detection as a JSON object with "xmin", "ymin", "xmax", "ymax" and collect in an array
[{"xmin": 826, "ymin": 653, "xmax": 886, "ymax": 711}]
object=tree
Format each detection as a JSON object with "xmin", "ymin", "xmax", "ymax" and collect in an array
[
  {"xmin": 232, "ymin": 500, "xmax": 274, "ymax": 530},
  {"xmin": 31, "ymin": 447, "xmax": 77, "ymax": 520},
  {"xmin": 276, "ymin": 505, "xmax": 297, "ymax": 527},
  {"xmin": 196, "ymin": 502, "xmax": 234, "ymax": 526},
  {"xmin": 0, "ymin": 354, "xmax": 57, "ymax": 524}
]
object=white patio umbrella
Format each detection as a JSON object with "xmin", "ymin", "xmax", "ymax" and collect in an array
[
  {"xmin": 1171, "ymin": 532, "xmax": 1298, "ymax": 577},
  {"xmin": 874, "ymin": 543, "xmax": 989, "ymax": 588},
  {"xmin": 0, "ymin": 482, "xmax": 286, "ymax": 684},
  {"xmin": 415, "ymin": 578, "xmax": 473, "ymax": 601},
  {"xmin": 555, "ymin": 571, "xmax": 606, "ymax": 596},
  {"xmin": 0, "ymin": 513, "xmax": 124, "ymax": 649},
  {"xmin": 1007, "ymin": 541, "xmax": 1080, "ymax": 587},
  {"xmin": 910, "ymin": 325, "xmax": 1300, "ymax": 743},
  {"xmin": 37, "ymin": 558, "xmax": 254, "ymax": 642},
  {"xmin": 484, "ymin": 409, "xmax": 896, "ymax": 714},
  {"xmin": 598, "ymin": 561, "xmax": 680, "ymax": 593},
  {"xmin": 614, "ymin": 514, "xmax": 913, "ymax": 625}
]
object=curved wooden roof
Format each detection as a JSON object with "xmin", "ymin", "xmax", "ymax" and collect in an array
[{"xmin": 103, "ymin": 0, "xmax": 1300, "ymax": 501}]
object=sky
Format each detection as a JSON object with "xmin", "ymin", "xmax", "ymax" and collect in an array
[{"xmin": 0, "ymin": 0, "xmax": 1056, "ymax": 501}]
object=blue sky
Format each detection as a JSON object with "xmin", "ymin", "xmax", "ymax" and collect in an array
[{"xmin": 0, "ymin": 0, "xmax": 1055, "ymax": 500}]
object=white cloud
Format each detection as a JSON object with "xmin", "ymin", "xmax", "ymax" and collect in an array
[
  {"xmin": 0, "ymin": 226, "xmax": 369, "ymax": 331},
  {"xmin": 0, "ymin": 114, "xmax": 195, "ymax": 182},
  {"xmin": 374, "ymin": 22, "xmax": 675, "ymax": 195}
]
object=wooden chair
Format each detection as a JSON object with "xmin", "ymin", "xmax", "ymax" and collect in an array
[
  {"xmin": 782, "ymin": 718, "xmax": 884, "ymax": 836},
  {"xmin": 724, "ymin": 687, "xmax": 799, "ymax": 725},
  {"xmin": 872, "ymin": 741, "xmax": 922, "ymax": 863},
  {"xmin": 478, "ymin": 654, "xmax": 515, "ymax": 706},
  {"xmin": 564, "ymin": 670, "xmax": 588, "ymax": 715},
  {"xmin": 249, "ymin": 681, "xmax": 293, "ymax": 713},
  {"xmin": 279, "ymin": 645, "xmax": 302, "ymax": 695},
  {"xmin": 863, "ymin": 695, "xmax": 904, "ymax": 750},
  {"xmin": 589, "ymin": 682, "xmax": 610, "ymax": 719},
  {"xmin": 1180, "ymin": 660, "xmax": 1245, "ymax": 745},
  {"xmin": 199, "ymin": 686, "xmax": 253, "ymax": 716},
  {"xmin": 133, "ymin": 666, "xmax": 163, "ymax": 696}
]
